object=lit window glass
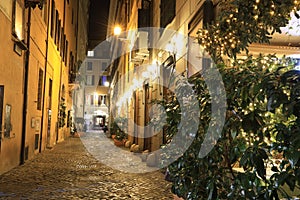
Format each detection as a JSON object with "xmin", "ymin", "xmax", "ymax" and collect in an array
[
  {"xmin": 88, "ymin": 51, "xmax": 94, "ymax": 57},
  {"xmin": 14, "ymin": 1, "xmax": 23, "ymax": 40}
]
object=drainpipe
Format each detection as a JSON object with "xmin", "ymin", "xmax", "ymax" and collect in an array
[
  {"xmin": 20, "ymin": 6, "xmax": 32, "ymax": 165},
  {"xmin": 56, "ymin": 0, "xmax": 67, "ymax": 142},
  {"xmin": 39, "ymin": 0, "xmax": 51, "ymax": 153}
]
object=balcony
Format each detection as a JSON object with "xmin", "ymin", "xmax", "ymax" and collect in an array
[{"xmin": 131, "ymin": 31, "xmax": 149, "ymax": 64}]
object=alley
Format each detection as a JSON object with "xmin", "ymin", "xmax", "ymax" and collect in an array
[{"xmin": 0, "ymin": 132, "xmax": 173, "ymax": 200}]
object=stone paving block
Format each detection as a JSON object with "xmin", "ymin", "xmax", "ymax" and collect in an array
[{"xmin": 0, "ymin": 133, "xmax": 173, "ymax": 199}]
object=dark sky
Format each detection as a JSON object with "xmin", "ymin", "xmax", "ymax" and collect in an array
[{"xmin": 88, "ymin": 0, "xmax": 110, "ymax": 50}]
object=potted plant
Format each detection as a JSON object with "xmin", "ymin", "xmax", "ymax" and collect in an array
[
  {"xmin": 110, "ymin": 117, "xmax": 128, "ymax": 146},
  {"xmin": 113, "ymin": 130, "xmax": 127, "ymax": 146}
]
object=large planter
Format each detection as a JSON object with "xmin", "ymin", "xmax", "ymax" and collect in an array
[
  {"xmin": 113, "ymin": 138, "xmax": 124, "ymax": 146},
  {"xmin": 173, "ymin": 194, "xmax": 184, "ymax": 200}
]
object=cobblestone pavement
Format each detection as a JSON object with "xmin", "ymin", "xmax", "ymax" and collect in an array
[{"xmin": 0, "ymin": 131, "xmax": 173, "ymax": 199}]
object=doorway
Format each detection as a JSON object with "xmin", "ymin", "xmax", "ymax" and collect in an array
[
  {"xmin": 93, "ymin": 115, "xmax": 105, "ymax": 130},
  {"xmin": 0, "ymin": 86, "xmax": 4, "ymax": 151},
  {"xmin": 144, "ymin": 83, "xmax": 151, "ymax": 151}
]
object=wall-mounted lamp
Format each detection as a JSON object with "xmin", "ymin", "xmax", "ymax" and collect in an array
[
  {"xmin": 104, "ymin": 81, "xmax": 110, "ymax": 87},
  {"xmin": 25, "ymin": 0, "xmax": 44, "ymax": 9},
  {"xmin": 114, "ymin": 25, "xmax": 122, "ymax": 36}
]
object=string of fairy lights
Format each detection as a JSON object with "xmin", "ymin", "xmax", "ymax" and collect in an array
[{"xmin": 198, "ymin": 0, "xmax": 300, "ymax": 61}]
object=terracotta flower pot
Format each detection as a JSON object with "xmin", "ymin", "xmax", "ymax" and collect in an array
[
  {"xmin": 173, "ymin": 194, "xmax": 184, "ymax": 200},
  {"xmin": 113, "ymin": 138, "xmax": 124, "ymax": 146}
]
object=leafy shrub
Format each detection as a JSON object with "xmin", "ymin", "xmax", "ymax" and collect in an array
[{"xmin": 163, "ymin": 55, "xmax": 300, "ymax": 199}]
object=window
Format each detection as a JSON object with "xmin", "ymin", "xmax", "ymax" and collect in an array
[
  {"xmin": 103, "ymin": 95, "xmax": 107, "ymax": 105},
  {"xmin": 37, "ymin": 69, "xmax": 44, "ymax": 110},
  {"xmin": 54, "ymin": 10, "xmax": 58, "ymax": 44},
  {"xmin": 4, "ymin": 104, "xmax": 12, "ymax": 138},
  {"xmin": 90, "ymin": 94, "xmax": 94, "ymax": 105},
  {"xmin": 98, "ymin": 76, "xmax": 107, "ymax": 86},
  {"xmin": 187, "ymin": 5, "xmax": 213, "ymax": 77},
  {"xmin": 85, "ymin": 95, "xmax": 96, "ymax": 105},
  {"xmin": 160, "ymin": 0, "xmax": 176, "ymax": 28},
  {"xmin": 0, "ymin": 86, "xmax": 4, "ymax": 139},
  {"xmin": 98, "ymin": 95, "xmax": 102, "ymax": 106},
  {"xmin": 41, "ymin": 0, "xmax": 48, "ymax": 24},
  {"xmin": 60, "ymin": 29, "xmax": 65, "ymax": 56},
  {"xmin": 71, "ymin": 9, "xmax": 74, "ymax": 24},
  {"xmin": 101, "ymin": 62, "xmax": 107, "ymax": 71},
  {"xmin": 57, "ymin": 17, "xmax": 61, "ymax": 48},
  {"xmin": 88, "ymin": 51, "xmax": 94, "ymax": 57},
  {"xmin": 85, "ymin": 95, "xmax": 90, "ymax": 105},
  {"xmin": 87, "ymin": 62, "xmax": 93, "ymax": 71},
  {"xmin": 138, "ymin": 0, "xmax": 150, "ymax": 28},
  {"xmin": 0, "ymin": 0, "xmax": 12, "ymax": 19},
  {"xmin": 50, "ymin": 0, "xmax": 55, "ymax": 37},
  {"xmin": 12, "ymin": 0, "xmax": 24, "ymax": 40},
  {"xmin": 295, "ymin": 58, "xmax": 300, "ymax": 70},
  {"xmin": 65, "ymin": 40, "xmax": 68, "ymax": 65},
  {"xmin": 48, "ymin": 79, "xmax": 52, "ymax": 108},
  {"xmin": 86, "ymin": 75, "xmax": 94, "ymax": 85}
]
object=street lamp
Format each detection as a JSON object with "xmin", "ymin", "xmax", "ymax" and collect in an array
[
  {"xmin": 25, "ymin": 0, "xmax": 44, "ymax": 9},
  {"xmin": 104, "ymin": 81, "xmax": 110, "ymax": 87},
  {"xmin": 114, "ymin": 25, "xmax": 122, "ymax": 36}
]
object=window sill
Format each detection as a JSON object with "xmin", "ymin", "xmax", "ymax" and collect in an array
[{"xmin": 12, "ymin": 35, "xmax": 27, "ymax": 56}]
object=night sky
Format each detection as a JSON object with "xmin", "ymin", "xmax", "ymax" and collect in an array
[{"xmin": 88, "ymin": 0, "xmax": 110, "ymax": 50}]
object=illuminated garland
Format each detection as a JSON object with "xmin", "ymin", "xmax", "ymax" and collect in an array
[{"xmin": 198, "ymin": 0, "xmax": 300, "ymax": 61}]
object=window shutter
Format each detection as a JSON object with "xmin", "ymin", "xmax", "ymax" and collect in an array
[
  {"xmin": 160, "ymin": 0, "xmax": 176, "ymax": 28},
  {"xmin": 138, "ymin": 9, "xmax": 149, "ymax": 28}
]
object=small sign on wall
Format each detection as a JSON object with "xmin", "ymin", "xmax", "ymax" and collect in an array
[
  {"xmin": 31, "ymin": 117, "xmax": 36, "ymax": 128},
  {"xmin": 4, "ymin": 104, "xmax": 12, "ymax": 138},
  {"xmin": 35, "ymin": 118, "xmax": 40, "ymax": 132},
  {"xmin": 31, "ymin": 117, "xmax": 41, "ymax": 132}
]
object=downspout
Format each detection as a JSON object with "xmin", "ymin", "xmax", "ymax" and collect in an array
[
  {"xmin": 76, "ymin": 0, "xmax": 79, "ymax": 60},
  {"xmin": 39, "ymin": 0, "xmax": 51, "ymax": 153},
  {"xmin": 20, "ymin": 6, "xmax": 32, "ymax": 165},
  {"xmin": 56, "ymin": 0, "xmax": 66, "ymax": 142},
  {"xmin": 76, "ymin": 0, "xmax": 79, "ymax": 113}
]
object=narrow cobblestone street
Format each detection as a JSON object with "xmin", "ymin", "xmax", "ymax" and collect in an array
[{"xmin": 0, "ymin": 132, "xmax": 173, "ymax": 199}]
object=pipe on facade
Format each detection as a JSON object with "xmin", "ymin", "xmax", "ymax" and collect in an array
[
  {"xmin": 56, "ymin": 0, "xmax": 67, "ymax": 143},
  {"xmin": 39, "ymin": 0, "xmax": 52, "ymax": 153},
  {"xmin": 20, "ymin": 6, "xmax": 32, "ymax": 165}
]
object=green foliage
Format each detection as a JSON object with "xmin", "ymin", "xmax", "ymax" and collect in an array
[
  {"xmin": 198, "ymin": 0, "xmax": 300, "ymax": 61},
  {"xmin": 165, "ymin": 55, "xmax": 300, "ymax": 199},
  {"xmin": 58, "ymin": 98, "xmax": 66, "ymax": 128},
  {"xmin": 164, "ymin": 1, "xmax": 300, "ymax": 199},
  {"xmin": 110, "ymin": 117, "xmax": 128, "ymax": 141}
]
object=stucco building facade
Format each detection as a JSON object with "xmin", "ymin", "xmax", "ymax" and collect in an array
[
  {"xmin": 74, "ymin": 41, "xmax": 110, "ymax": 131},
  {"xmin": 107, "ymin": 0, "xmax": 300, "ymax": 153},
  {"xmin": 0, "ymin": 0, "xmax": 89, "ymax": 174}
]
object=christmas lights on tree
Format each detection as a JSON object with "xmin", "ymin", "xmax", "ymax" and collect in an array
[{"xmin": 198, "ymin": 0, "xmax": 300, "ymax": 61}]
